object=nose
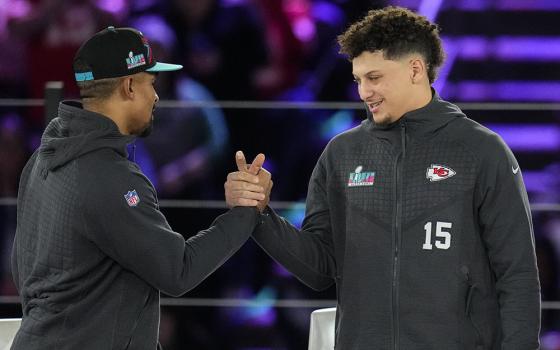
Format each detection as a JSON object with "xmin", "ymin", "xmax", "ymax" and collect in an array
[
  {"xmin": 154, "ymin": 92, "xmax": 159, "ymax": 104},
  {"xmin": 358, "ymin": 81, "xmax": 374, "ymax": 101}
]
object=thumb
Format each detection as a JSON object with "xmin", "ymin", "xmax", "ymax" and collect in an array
[
  {"xmin": 235, "ymin": 151, "xmax": 248, "ymax": 172},
  {"xmin": 247, "ymin": 153, "xmax": 265, "ymax": 175}
]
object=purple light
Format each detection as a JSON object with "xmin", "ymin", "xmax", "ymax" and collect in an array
[
  {"xmin": 433, "ymin": 37, "xmax": 459, "ymax": 94},
  {"xmin": 448, "ymin": 81, "xmax": 560, "ymax": 101},
  {"xmin": 0, "ymin": 113, "xmax": 23, "ymax": 134},
  {"xmin": 312, "ymin": 1, "xmax": 345, "ymax": 27},
  {"xmin": 449, "ymin": 0, "xmax": 491, "ymax": 11},
  {"xmin": 496, "ymin": 0, "xmax": 560, "ymax": 10},
  {"xmin": 130, "ymin": 15, "xmax": 177, "ymax": 51},
  {"xmin": 522, "ymin": 170, "xmax": 558, "ymax": 194},
  {"xmin": 483, "ymin": 124, "xmax": 560, "ymax": 152},
  {"xmin": 221, "ymin": 0, "xmax": 249, "ymax": 7},
  {"xmin": 273, "ymin": 262, "xmax": 293, "ymax": 278},
  {"xmin": 95, "ymin": 0, "xmax": 127, "ymax": 15},
  {"xmin": 6, "ymin": 0, "xmax": 32, "ymax": 17},
  {"xmin": 292, "ymin": 17, "xmax": 316, "ymax": 43},
  {"xmin": 389, "ymin": 0, "xmax": 420, "ymax": 10},
  {"xmin": 130, "ymin": 0, "xmax": 159, "ymax": 11},
  {"xmin": 244, "ymin": 287, "xmax": 277, "ymax": 327},
  {"xmin": 418, "ymin": 0, "xmax": 443, "ymax": 22},
  {"xmin": 458, "ymin": 36, "xmax": 560, "ymax": 61},
  {"xmin": 455, "ymin": 37, "xmax": 489, "ymax": 59},
  {"xmin": 496, "ymin": 37, "xmax": 560, "ymax": 61},
  {"xmin": 445, "ymin": 0, "xmax": 560, "ymax": 10}
]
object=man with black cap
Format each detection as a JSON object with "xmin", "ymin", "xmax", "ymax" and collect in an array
[{"xmin": 11, "ymin": 27, "xmax": 268, "ymax": 349}]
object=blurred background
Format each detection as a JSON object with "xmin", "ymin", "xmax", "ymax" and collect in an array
[{"xmin": 0, "ymin": 0, "xmax": 559, "ymax": 348}]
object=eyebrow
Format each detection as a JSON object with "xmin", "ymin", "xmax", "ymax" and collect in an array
[{"xmin": 352, "ymin": 70, "xmax": 381, "ymax": 77}]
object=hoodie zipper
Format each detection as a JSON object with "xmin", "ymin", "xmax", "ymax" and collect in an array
[{"xmin": 392, "ymin": 121, "xmax": 406, "ymax": 350}]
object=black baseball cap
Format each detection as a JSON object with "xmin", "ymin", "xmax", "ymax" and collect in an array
[{"xmin": 73, "ymin": 26, "xmax": 182, "ymax": 82}]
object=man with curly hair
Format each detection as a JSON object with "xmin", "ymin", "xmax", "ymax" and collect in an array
[{"xmin": 225, "ymin": 6, "xmax": 540, "ymax": 349}]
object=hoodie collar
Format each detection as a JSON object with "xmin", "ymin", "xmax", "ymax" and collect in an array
[
  {"xmin": 40, "ymin": 101, "xmax": 135, "ymax": 172},
  {"xmin": 362, "ymin": 89, "xmax": 466, "ymax": 136}
]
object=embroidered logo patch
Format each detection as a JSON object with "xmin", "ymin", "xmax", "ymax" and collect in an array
[
  {"xmin": 142, "ymin": 37, "xmax": 153, "ymax": 64},
  {"xmin": 348, "ymin": 166, "xmax": 375, "ymax": 187},
  {"xmin": 426, "ymin": 164, "xmax": 456, "ymax": 182},
  {"xmin": 126, "ymin": 51, "xmax": 146, "ymax": 69},
  {"xmin": 124, "ymin": 190, "xmax": 140, "ymax": 207}
]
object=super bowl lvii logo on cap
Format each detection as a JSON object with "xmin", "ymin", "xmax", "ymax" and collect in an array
[{"xmin": 126, "ymin": 51, "xmax": 146, "ymax": 70}]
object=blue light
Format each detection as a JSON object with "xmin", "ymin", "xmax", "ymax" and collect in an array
[
  {"xmin": 320, "ymin": 110, "xmax": 357, "ymax": 141},
  {"xmin": 280, "ymin": 204, "xmax": 306, "ymax": 229}
]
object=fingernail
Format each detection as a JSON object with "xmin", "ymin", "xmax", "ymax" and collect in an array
[
  {"xmin": 260, "ymin": 194, "xmax": 266, "ymax": 200},
  {"xmin": 236, "ymin": 151, "xmax": 242, "ymax": 158}
]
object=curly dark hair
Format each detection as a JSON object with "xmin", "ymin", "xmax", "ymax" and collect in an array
[{"xmin": 337, "ymin": 6, "xmax": 445, "ymax": 84}]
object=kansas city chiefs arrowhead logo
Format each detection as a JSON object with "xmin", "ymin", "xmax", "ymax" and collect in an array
[{"xmin": 426, "ymin": 164, "xmax": 456, "ymax": 182}]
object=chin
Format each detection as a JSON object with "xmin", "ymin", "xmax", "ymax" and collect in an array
[
  {"xmin": 138, "ymin": 115, "xmax": 154, "ymax": 138},
  {"xmin": 373, "ymin": 114, "xmax": 390, "ymax": 126}
]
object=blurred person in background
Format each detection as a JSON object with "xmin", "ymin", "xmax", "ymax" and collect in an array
[
  {"xmin": 166, "ymin": 0, "xmax": 268, "ymax": 101},
  {"xmin": 8, "ymin": 0, "xmax": 125, "ymax": 129}
]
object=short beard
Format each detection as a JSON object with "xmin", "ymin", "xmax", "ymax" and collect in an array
[
  {"xmin": 131, "ymin": 114, "xmax": 154, "ymax": 138},
  {"xmin": 139, "ymin": 117, "xmax": 153, "ymax": 138},
  {"xmin": 375, "ymin": 118, "xmax": 392, "ymax": 127}
]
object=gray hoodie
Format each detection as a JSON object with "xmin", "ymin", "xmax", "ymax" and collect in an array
[
  {"xmin": 252, "ymin": 92, "xmax": 541, "ymax": 349},
  {"xmin": 11, "ymin": 101, "xmax": 258, "ymax": 349}
]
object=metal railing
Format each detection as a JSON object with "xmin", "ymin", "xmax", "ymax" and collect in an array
[
  {"xmin": 1, "ymin": 92, "xmax": 559, "ymax": 311},
  {"xmin": 3, "ymin": 98, "xmax": 560, "ymax": 111}
]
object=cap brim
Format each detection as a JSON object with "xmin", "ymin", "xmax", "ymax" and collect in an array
[{"xmin": 146, "ymin": 62, "xmax": 183, "ymax": 72}]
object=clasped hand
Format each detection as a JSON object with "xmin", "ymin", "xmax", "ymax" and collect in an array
[{"xmin": 224, "ymin": 151, "xmax": 273, "ymax": 212}]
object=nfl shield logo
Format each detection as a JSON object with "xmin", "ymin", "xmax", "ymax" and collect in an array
[{"xmin": 124, "ymin": 190, "xmax": 140, "ymax": 207}]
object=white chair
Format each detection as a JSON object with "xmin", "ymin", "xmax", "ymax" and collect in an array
[
  {"xmin": 308, "ymin": 308, "xmax": 336, "ymax": 350},
  {"xmin": 0, "ymin": 318, "xmax": 21, "ymax": 350}
]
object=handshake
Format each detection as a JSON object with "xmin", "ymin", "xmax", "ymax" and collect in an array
[{"xmin": 224, "ymin": 151, "xmax": 273, "ymax": 212}]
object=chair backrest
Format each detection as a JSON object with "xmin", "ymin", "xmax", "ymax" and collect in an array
[
  {"xmin": 0, "ymin": 318, "xmax": 21, "ymax": 350},
  {"xmin": 308, "ymin": 308, "xmax": 336, "ymax": 350}
]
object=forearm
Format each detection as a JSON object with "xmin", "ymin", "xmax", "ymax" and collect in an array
[
  {"xmin": 498, "ymin": 269, "xmax": 541, "ymax": 349},
  {"xmin": 162, "ymin": 207, "xmax": 259, "ymax": 296},
  {"xmin": 252, "ymin": 207, "xmax": 335, "ymax": 291}
]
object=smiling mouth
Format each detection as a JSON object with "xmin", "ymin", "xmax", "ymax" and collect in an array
[{"xmin": 368, "ymin": 99, "xmax": 383, "ymax": 110}]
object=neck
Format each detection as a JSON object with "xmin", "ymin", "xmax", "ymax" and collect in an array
[
  {"xmin": 83, "ymin": 99, "xmax": 129, "ymax": 135},
  {"xmin": 410, "ymin": 85, "xmax": 433, "ymax": 111}
]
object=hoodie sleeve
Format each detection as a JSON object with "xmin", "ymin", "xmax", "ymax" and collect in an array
[
  {"xmin": 475, "ymin": 133, "xmax": 541, "ymax": 349},
  {"xmin": 252, "ymin": 155, "xmax": 336, "ymax": 291},
  {"xmin": 80, "ymin": 156, "xmax": 259, "ymax": 297}
]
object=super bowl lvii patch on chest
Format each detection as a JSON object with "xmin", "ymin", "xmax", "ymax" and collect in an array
[{"xmin": 348, "ymin": 166, "xmax": 375, "ymax": 187}]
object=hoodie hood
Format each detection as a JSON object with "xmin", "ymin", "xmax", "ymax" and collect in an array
[
  {"xmin": 39, "ymin": 101, "xmax": 135, "ymax": 173},
  {"xmin": 362, "ymin": 89, "xmax": 467, "ymax": 137}
]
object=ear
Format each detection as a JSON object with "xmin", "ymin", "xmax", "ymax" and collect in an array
[
  {"xmin": 122, "ymin": 76, "xmax": 135, "ymax": 100},
  {"xmin": 409, "ymin": 57, "xmax": 426, "ymax": 84}
]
